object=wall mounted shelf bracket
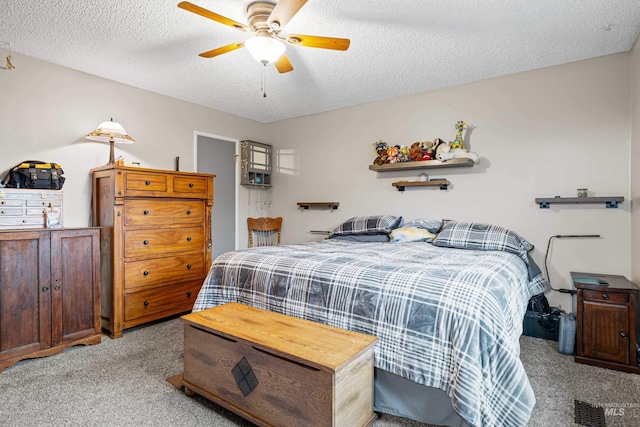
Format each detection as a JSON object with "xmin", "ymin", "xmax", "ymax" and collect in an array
[
  {"xmin": 392, "ymin": 179, "xmax": 449, "ymax": 192},
  {"xmin": 297, "ymin": 202, "xmax": 339, "ymax": 210},
  {"xmin": 535, "ymin": 196, "xmax": 624, "ymax": 209}
]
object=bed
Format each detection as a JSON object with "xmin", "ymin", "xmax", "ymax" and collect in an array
[{"xmin": 192, "ymin": 217, "xmax": 548, "ymax": 427}]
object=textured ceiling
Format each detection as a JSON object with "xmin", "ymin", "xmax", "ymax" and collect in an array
[{"xmin": 3, "ymin": 0, "xmax": 640, "ymax": 123}]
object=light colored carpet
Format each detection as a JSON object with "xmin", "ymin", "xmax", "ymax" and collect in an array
[{"xmin": 0, "ymin": 317, "xmax": 638, "ymax": 426}]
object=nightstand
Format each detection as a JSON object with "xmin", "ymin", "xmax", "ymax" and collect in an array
[{"xmin": 572, "ymin": 272, "xmax": 639, "ymax": 374}]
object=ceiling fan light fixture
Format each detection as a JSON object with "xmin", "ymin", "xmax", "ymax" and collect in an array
[{"xmin": 245, "ymin": 36, "xmax": 285, "ymax": 64}]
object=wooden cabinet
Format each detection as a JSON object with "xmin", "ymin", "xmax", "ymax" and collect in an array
[
  {"xmin": 91, "ymin": 166, "xmax": 215, "ymax": 338},
  {"xmin": 0, "ymin": 228, "xmax": 101, "ymax": 372},
  {"xmin": 573, "ymin": 272, "xmax": 639, "ymax": 374}
]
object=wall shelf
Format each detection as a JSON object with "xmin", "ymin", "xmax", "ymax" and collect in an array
[
  {"xmin": 369, "ymin": 158, "xmax": 474, "ymax": 172},
  {"xmin": 535, "ymin": 196, "xmax": 625, "ymax": 209},
  {"xmin": 297, "ymin": 202, "xmax": 339, "ymax": 210},
  {"xmin": 392, "ymin": 179, "xmax": 449, "ymax": 192}
]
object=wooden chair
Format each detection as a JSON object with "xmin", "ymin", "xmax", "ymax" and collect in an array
[{"xmin": 247, "ymin": 217, "xmax": 282, "ymax": 247}]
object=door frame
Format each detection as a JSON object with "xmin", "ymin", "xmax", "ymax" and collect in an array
[{"xmin": 193, "ymin": 131, "xmax": 240, "ymax": 251}]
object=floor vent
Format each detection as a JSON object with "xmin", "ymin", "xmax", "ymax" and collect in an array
[{"xmin": 575, "ymin": 400, "xmax": 606, "ymax": 427}]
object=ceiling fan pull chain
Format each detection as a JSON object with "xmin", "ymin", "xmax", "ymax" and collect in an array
[{"xmin": 261, "ymin": 63, "xmax": 267, "ymax": 98}]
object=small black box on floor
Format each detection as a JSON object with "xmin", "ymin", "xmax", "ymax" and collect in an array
[{"xmin": 522, "ymin": 310, "xmax": 560, "ymax": 341}]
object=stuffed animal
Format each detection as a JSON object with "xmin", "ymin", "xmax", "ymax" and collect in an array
[
  {"xmin": 421, "ymin": 140, "xmax": 435, "ymax": 160},
  {"xmin": 387, "ymin": 145, "xmax": 400, "ymax": 163},
  {"xmin": 397, "ymin": 146, "xmax": 409, "ymax": 163},
  {"xmin": 434, "ymin": 138, "xmax": 479, "ymax": 164},
  {"xmin": 451, "ymin": 121, "xmax": 466, "ymax": 149},
  {"xmin": 373, "ymin": 140, "xmax": 389, "ymax": 165},
  {"xmin": 409, "ymin": 142, "xmax": 423, "ymax": 161}
]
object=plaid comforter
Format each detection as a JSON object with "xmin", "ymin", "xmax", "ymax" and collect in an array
[{"xmin": 193, "ymin": 240, "xmax": 548, "ymax": 427}]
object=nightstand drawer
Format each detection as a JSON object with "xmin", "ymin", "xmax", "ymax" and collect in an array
[
  {"xmin": 124, "ymin": 227, "xmax": 204, "ymax": 258},
  {"xmin": 124, "ymin": 253, "xmax": 205, "ymax": 290},
  {"xmin": 124, "ymin": 280, "xmax": 202, "ymax": 321},
  {"xmin": 124, "ymin": 199, "xmax": 204, "ymax": 226},
  {"xmin": 582, "ymin": 290, "xmax": 629, "ymax": 303}
]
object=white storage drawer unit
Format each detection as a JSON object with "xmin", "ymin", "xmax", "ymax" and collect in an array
[{"xmin": 0, "ymin": 189, "xmax": 63, "ymax": 229}]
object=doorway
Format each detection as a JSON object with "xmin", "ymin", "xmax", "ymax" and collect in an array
[{"xmin": 195, "ymin": 133, "xmax": 238, "ymax": 260}]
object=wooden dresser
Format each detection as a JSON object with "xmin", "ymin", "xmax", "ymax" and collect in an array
[
  {"xmin": 91, "ymin": 166, "xmax": 215, "ymax": 338},
  {"xmin": 0, "ymin": 228, "xmax": 101, "ymax": 372},
  {"xmin": 573, "ymin": 272, "xmax": 639, "ymax": 374}
]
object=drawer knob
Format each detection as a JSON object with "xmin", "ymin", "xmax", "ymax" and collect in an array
[
  {"xmin": 0, "ymin": 209, "xmax": 5, "ymax": 214},
  {"xmin": 187, "ymin": 291, "xmax": 192, "ymax": 297},
  {"xmin": 602, "ymin": 293, "xmax": 609, "ymax": 299},
  {"xmin": 143, "ymin": 301, "xmax": 149, "ymax": 307},
  {"xmin": 620, "ymin": 332, "xmax": 627, "ymax": 339},
  {"xmin": 143, "ymin": 240, "xmax": 149, "ymax": 245},
  {"xmin": 144, "ymin": 210, "xmax": 149, "ymax": 215},
  {"xmin": 22, "ymin": 219, "xmax": 27, "ymax": 223},
  {"xmin": 143, "ymin": 271, "xmax": 149, "ymax": 276},
  {"xmin": 145, "ymin": 180, "xmax": 151, "ymax": 185},
  {"xmin": 186, "ymin": 264, "xmax": 192, "ymax": 269},
  {"xmin": 54, "ymin": 285, "xmax": 61, "ymax": 291},
  {"xmin": 186, "ymin": 236, "xmax": 192, "ymax": 242},
  {"xmin": 186, "ymin": 210, "xmax": 191, "ymax": 215},
  {"xmin": 189, "ymin": 183, "xmax": 194, "ymax": 188},
  {"xmin": 1, "ymin": 201, "xmax": 5, "ymax": 204},
  {"xmin": 42, "ymin": 286, "xmax": 49, "ymax": 292}
]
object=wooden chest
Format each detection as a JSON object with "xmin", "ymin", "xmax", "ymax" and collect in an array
[
  {"xmin": 91, "ymin": 165, "xmax": 214, "ymax": 338},
  {"xmin": 181, "ymin": 303, "xmax": 378, "ymax": 427},
  {"xmin": 0, "ymin": 189, "xmax": 63, "ymax": 229}
]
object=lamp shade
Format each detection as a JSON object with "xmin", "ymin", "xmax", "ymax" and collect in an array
[
  {"xmin": 244, "ymin": 36, "xmax": 285, "ymax": 64},
  {"xmin": 86, "ymin": 119, "xmax": 135, "ymax": 144}
]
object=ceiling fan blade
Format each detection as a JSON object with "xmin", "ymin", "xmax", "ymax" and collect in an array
[
  {"xmin": 178, "ymin": 1, "xmax": 249, "ymax": 31},
  {"xmin": 286, "ymin": 34, "xmax": 350, "ymax": 51},
  {"xmin": 274, "ymin": 55, "xmax": 294, "ymax": 73},
  {"xmin": 199, "ymin": 42, "xmax": 245, "ymax": 58},
  {"xmin": 267, "ymin": 0, "xmax": 307, "ymax": 30}
]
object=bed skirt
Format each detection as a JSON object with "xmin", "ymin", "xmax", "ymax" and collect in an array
[{"xmin": 374, "ymin": 369, "xmax": 472, "ymax": 427}]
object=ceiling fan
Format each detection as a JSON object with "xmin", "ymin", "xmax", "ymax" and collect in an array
[{"xmin": 178, "ymin": 0, "xmax": 350, "ymax": 73}]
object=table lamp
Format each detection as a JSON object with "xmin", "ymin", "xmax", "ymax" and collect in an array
[{"xmin": 86, "ymin": 118, "xmax": 135, "ymax": 166}]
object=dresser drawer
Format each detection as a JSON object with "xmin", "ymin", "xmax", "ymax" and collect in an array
[
  {"xmin": 124, "ymin": 253, "xmax": 205, "ymax": 290},
  {"xmin": 125, "ymin": 172, "xmax": 168, "ymax": 193},
  {"xmin": 124, "ymin": 227, "xmax": 204, "ymax": 258},
  {"xmin": 582, "ymin": 289, "xmax": 629, "ymax": 303},
  {"xmin": 0, "ymin": 216, "xmax": 45, "ymax": 228},
  {"xmin": 124, "ymin": 280, "xmax": 202, "ymax": 322},
  {"xmin": 0, "ymin": 207, "xmax": 24, "ymax": 216},
  {"xmin": 173, "ymin": 176, "xmax": 209, "ymax": 197},
  {"xmin": 124, "ymin": 199, "xmax": 204, "ymax": 226}
]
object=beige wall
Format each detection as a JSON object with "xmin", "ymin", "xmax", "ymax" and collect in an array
[
  {"xmin": 631, "ymin": 39, "xmax": 640, "ymax": 284},
  {"xmin": 267, "ymin": 53, "xmax": 633, "ymax": 311},
  {"xmin": 0, "ymin": 53, "xmax": 266, "ymax": 231},
  {"xmin": 1, "ymin": 51, "xmax": 635, "ymax": 312}
]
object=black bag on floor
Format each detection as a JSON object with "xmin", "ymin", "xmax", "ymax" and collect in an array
[{"xmin": 1, "ymin": 161, "xmax": 65, "ymax": 190}]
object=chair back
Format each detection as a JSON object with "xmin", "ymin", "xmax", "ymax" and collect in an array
[{"xmin": 247, "ymin": 217, "xmax": 282, "ymax": 247}]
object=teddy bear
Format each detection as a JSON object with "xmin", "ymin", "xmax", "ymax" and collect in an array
[
  {"xmin": 409, "ymin": 142, "xmax": 423, "ymax": 161},
  {"xmin": 434, "ymin": 138, "xmax": 480, "ymax": 164}
]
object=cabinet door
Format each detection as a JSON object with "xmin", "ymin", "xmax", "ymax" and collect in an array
[
  {"xmin": 50, "ymin": 229, "xmax": 100, "ymax": 345},
  {"xmin": 0, "ymin": 231, "xmax": 51, "ymax": 360},
  {"xmin": 582, "ymin": 301, "xmax": 629, "ymax": 364}
]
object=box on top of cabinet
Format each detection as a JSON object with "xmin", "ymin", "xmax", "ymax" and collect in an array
[{"xmin": 0, "ymin": 189, "xmax": 63, "ymax": 229}]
